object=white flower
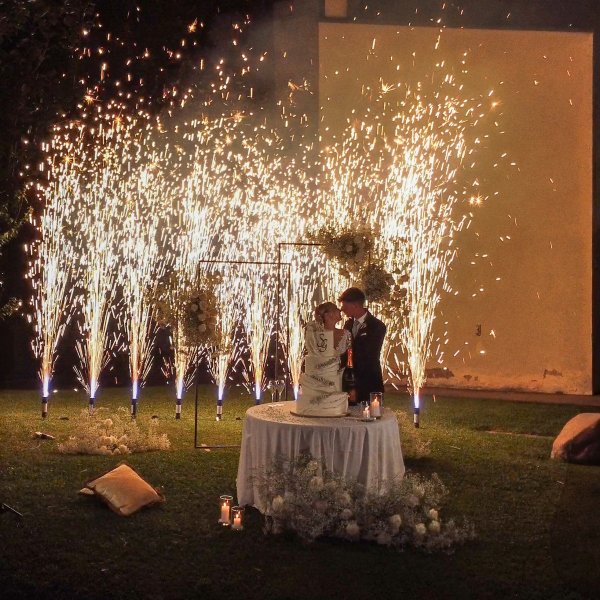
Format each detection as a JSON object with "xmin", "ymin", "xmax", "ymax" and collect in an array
[
  {"xmin": 190, "ymin": 303, "xmax": 199, "ymax": 312},
  {"xmin": 346, "ymin": 521, "xmax": 360, "ymax": 538},
  {"xmin": 308, "ymin": 476, "xmax": 324, "ymax": 492},
  {"xmin": 336, "ymin": 491, "xmax": 352, "ymax": 507},
  {"xmin": 340, "ymin": 508, "xmax": 353, "ymax": 520},
  {"xmin": 271, "ymin": 495, "xmax": 285, "ymax": 513},
  {"xmin": 103, "ymin": 419, "xmax": 113, "ymax": 428},
  {"xmin": 118, "ymin": 444, "xmax": 129, "ymax": 454},
  {"xmin": 325, "ymin": 480, "xmax": 338, "ymax": 492},
  {"xmin": 428, "ymin": 509, "xmax": 439, "ymax": 521},
  {"xmin": 353, "ymin": 236, "xmax": 362, "ymax": 244},
  {"xmin": 306, "ymin": 460, "xmax": 319, "ymax": 473},
  {"xmin": 388, "ymin": 514, "xmax": 402, "ymax": 534},
  {"xmin": 414, "ymin": 484, "xmax": 425, "ymax": 498},
  {"xmin": 314, "ymin": 499, "xmax": 328, "ymax": 513},
  {"xmin": 199, "ymin": 300, "xmax": 208, "ymax": 311},
  {"xmin": 344, "ymin": 244, "xmax": 354, "ymax": 253},
  {"xmin": 406, "ymin": 494, "xmax": 419, "ymax": 507},
  {"xmin": 428, "ymin": 520, "xmax": 441, "ymax": 534},
  {"xmin": 377, "ymin": 531, "xmax": 392, "ymax": 546},
  {"xmin": 198, "ymin": 314, "xmax": 206, "ymax": 322},
  {"xmin": 198, "ymin": 324, "xmax": 207, "ymax": 333},
  {"xmin": 415, "ymin": 523, "xmax": 427, "ymax": 536}
]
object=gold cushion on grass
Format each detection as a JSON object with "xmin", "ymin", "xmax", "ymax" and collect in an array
[{"xmin": 86, "ymin": 463, "xmax": 164, "ymax": 516}]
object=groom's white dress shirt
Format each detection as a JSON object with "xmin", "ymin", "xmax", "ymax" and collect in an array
[{"xmin": 352, "ymin": 311, "xmax": 368, "ymax": 337}]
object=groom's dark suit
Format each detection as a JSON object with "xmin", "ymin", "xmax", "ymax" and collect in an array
[{"xmin": 343, "ymin": 312, "xmax": 386, "ymax": 403}]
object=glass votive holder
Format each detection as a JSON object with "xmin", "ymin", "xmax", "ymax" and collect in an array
[
  {"xmin": 231, "ymin": 506, "xmax": 244, "ymax": 531},
  {"xmin": 219, "ymin": 495, "xmax": 233, "ymax": 526},
  {"xmin": 361, "ymin": 401, "xmax": 371, "ymax": 420},
  {"xmin": 369, "ymin": 392, "xmax": 383, "ymax": 418}
]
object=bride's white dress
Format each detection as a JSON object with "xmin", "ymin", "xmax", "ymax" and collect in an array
[{"xmin": 295, "ymin": 321, "xmax": 352, "ymax": 417}]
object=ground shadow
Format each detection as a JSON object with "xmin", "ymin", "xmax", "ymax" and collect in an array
[{"xmin": 551, "ymin": 463, "xmax": 600, "ymax": 599}]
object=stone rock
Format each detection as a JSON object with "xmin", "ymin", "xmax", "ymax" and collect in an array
[{"xmin": 551, "ymin": 413, "xmax": 600, "ymax": 465}]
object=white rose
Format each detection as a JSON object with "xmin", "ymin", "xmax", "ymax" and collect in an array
[
  {"xmin": 308, "ymin": 476, "xmax": 324, "ymax": 492},
  {"xmin": 428, "ymin": 509, "xmax": 439, "ymax": 521},
  {"xmin": 271, "ymin": 495, "xmax": 285, "ymax": 513},
  {"xmin": 428, "ymin": 520, "xmax": 441, "ymax": 534},
  {"xmin": 415, "ymin": 523, "xmax": 427, "ymax": 536},
  {"xmin": 336, "ymin": 491, "xmax": 352, "ymax": 507},
  {"xmin": 344, "ymin": 244, "xmax": 354, "ymax": 253},
  {"xmin": 340, "ymin": 508, "xmax": 353, "ymax": 520},
  {"xmin": 346, "ymin": 521, "xmax": 360, "ymax": 538},
  {"xmin": 103, "ymin": 419, "xmax": 113, "ymax": 428},
  {"xmin": 118, "ymin": 444, "xmax": 129, "ymax": 454},
  {"xmin": 198, "ymin": 324, "xmax": 207, "ymax": 333},
  {"xmin": 306, "ymin": 460, "xmax": 319, "ymax": 473},
  {"xmin": 198, "ymin": 313, "xmax": 206, "ymax": 322},
  {"xmin": 389, "ymin": 514, "xmax": 402, "ymax": 533},
  {"xmin": 190, "ymin": 303, "xmax": 199, "ymax": 312},
  {"xmin": 406, "ymin": 494, "xmax": 419, "ymax": 507},
  {"xmin": 199, "ymin": 301, "xmax": 208, "ymax": 311}
]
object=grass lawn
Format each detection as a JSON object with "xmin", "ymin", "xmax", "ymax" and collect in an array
[{"xmin": 0, "ymin": 386, "xmax": 599, "ymax": 600}]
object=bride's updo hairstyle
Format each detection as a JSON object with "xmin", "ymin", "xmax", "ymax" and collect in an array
[{"xmin": 314, "ymin": 302, "xmax": 338, "ymax": 326}]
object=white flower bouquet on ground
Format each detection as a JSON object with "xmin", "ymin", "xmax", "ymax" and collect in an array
[{"xmin": 255, "ymin": 453, "xmax": 475, "ymax": 552}]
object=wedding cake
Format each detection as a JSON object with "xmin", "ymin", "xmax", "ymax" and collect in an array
[{"xmin": 295, "ymin": 322, "xmax": 350, "ymax": 417}]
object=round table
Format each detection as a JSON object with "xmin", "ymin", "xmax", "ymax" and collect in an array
[{"xmin": 236, "ymin": 401, "xmax": 405, "ymax": 512}]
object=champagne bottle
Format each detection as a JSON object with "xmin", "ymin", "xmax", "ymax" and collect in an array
[{"xmin": 342, "ymin": 347, "xmax": 357, "ymax": 394}]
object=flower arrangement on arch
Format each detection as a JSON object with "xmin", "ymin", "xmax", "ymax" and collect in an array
[
  {"xmin": 360, "ymin": 262, "xmax": 395, "ymax": 302},
  {"xmin": 310, "ymin": 225, "xmax": 374, "ymax": 276},
  {"xmin": 150, "ymin": 271, "xmax": 220, "ymax": 347}
]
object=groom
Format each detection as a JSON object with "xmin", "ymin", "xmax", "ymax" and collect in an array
[{"xmin": 339, "ymin": 287, "xmax": 386, "ymax": 405}]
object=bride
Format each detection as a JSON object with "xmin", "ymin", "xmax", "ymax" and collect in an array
[{"xmin": 295, "ymin": 302, "xmax": 352, "ymax": 417}]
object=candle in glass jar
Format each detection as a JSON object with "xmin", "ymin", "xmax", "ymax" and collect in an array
[
  {"xmin": 221, "ymin": 502, "xmax": 230, "ymax": 523},
  {"xmin": 371, "ymin": 398, "xmax": 381, "ymax": 418},
  {"xmin": 363, "ymin": 406, "xmax": 370, "ymax": 419}
]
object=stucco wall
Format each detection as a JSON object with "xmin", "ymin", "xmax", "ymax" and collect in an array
[{"xmin": 318, "ymin": 23, "xmax": 593, "ymax": 393}]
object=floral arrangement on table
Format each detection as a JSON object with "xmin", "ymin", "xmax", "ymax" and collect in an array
[
  {"xmin": 256, "ymin": 454, "xmax": 474, "ymax": 551},
  {"xmin": 151, "ymin": 272, "xmax": 220, "ymax": 347},
  {"xmin": 58, "ymin": 407, "xmax": 170, "ymax": 455},
  {"xmin": 309, "ymin": 225, "xmax": 374, "ymax": 277}
]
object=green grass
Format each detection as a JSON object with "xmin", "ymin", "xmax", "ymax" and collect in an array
[{"xmin": 0, "ymin": 387, "xmax": 599, "ymax": 600}]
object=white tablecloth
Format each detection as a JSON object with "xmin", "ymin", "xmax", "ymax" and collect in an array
[{"xmin": 236, "ymin": 401, "xmax": 405, "ymax": 512}]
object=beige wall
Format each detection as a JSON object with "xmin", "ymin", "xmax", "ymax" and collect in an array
[{"xmin": 318, "ymin": 23, "xmax": 593, "ymax": 393}]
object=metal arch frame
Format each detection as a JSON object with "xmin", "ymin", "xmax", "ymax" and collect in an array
[{"xmin": 193, "ymin": 258, "xmax": 291, "ymax": 449}]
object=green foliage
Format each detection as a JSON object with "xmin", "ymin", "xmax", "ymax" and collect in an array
[{"xmin": 0, "ymin": 0, "xmax": 95, "ymax": 319}]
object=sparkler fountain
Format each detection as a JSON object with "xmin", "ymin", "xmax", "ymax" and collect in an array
[
  {"xmin": 205, "ymin": 271, "xmax": 244, "ymax": 420},
  {"xmin": 378, "ymin": 83, "xmax": 478, "ymax": 427},
  {"xmin": 28, "ymin": 134, "xmax": 80, "ymax": 417},
  {"xmin": 73, "ymin": 124, "xmax": 123, "ymax": 414}
]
